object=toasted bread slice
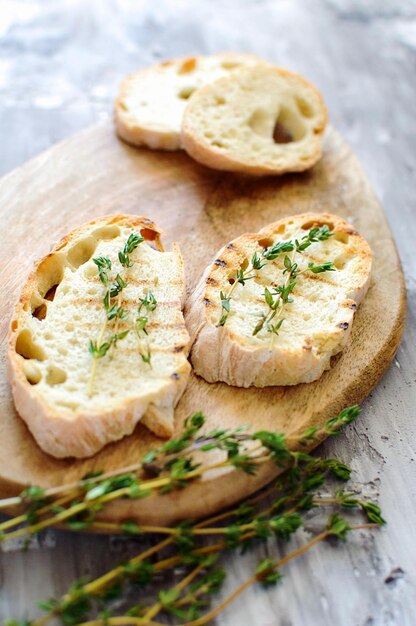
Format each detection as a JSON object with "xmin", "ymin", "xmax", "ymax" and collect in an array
[
  {"xmin": 181, "ymin": 65, "xmax": 327, "ymax": 176},
  {"xmin": 187, "ymin": 213, "xmax": 371, "ymax": 387},
  {"xmin": 8, "ymin": 215, "xmax": 191, "ymax": 458},
  {"xmin": 115, "ymin": 53, "xmax": 262, "ymax": 151}
]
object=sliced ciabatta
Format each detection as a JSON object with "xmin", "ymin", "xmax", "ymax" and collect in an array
[
  {"xmin": 115, "ymin": 53, "xmax": 262, "ymax": 151},
  {"xmin": 187, "ymin": 213, "xmax": 371, "ymax": 387},
  {"xmin": 8, "ymin": 215, "xmax": 191, "ymax": 458},
  {"xmin": 181, "ymin": 65, "xmax": 327, "ymax": 175}
]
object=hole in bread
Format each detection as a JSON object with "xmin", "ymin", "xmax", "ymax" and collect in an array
[
  {"xmin": 273, "ymin": 106, "xmax": 306, "ymax": 143},
  {"xmin": 240, "ymin": 258, "xmax": 249, "ymax": 271},
  {"xmin": 140, "ymin": 228, "xmax": 158, "ymax": 242},
  {"xmin": 84, "ymin": 264, "xmax": 98, "ymax": 279},
  {"xmin": 46, "ymin": 365, "xmax": 67, "ymax": 386},
  {"xmin": 29, "ymin": 292, "xmax": 44, "ymax": 314},
  {"xmin": 334, "ymin": 254, "xmax": 348, "ymax": 270},
  {"xmin": 16, "ymin": 329, "xmax": 46, "ymax": 361},
  {"xmin": 93, "ymin": 225, "xmax": 121, "ymax": 240},
  {"xmin": 67, "ymin": 237, "xmax": 97, "ymax": 269},
  {"xmin": 178, "ymin": 58, "xmax": 197, "ymax": 74},
  {"xmin": 258, "ymin": 237, "xmax": 274, "ymax": 249},
  {"xmin": 33, "ymin": 303, "xmax": 47, "ymax": 321},
  {"xmin": 296, "ymin": 97, "xmax": 314, "ymax": 118},
  {"xmin": 178, "ymin": 86, "xmax": 196, "ymax": 100},
  {"xmin": 273, "ymin": 122, "xmax": 294, "ymax": 144},
  {"xmin": 228, "ymin": 277, "xmax": 235, "ymax": 285},
  {"xmin": 23, "ymin": 362, "xmax": 42, "ymax": 385},
  {"xmin": 249, "ymin": 108, "xmax": 272, "ymax": 138},
  {"xmin": 215, "ymin": 96, "xmax": 226, "ymax": 105},
  {"xmin": 37, "ymin": 254, "xmax": 66, "ymax": 299},
  {"xmin": 44, "ymin": 285, "xmax": 58, "ymax": 302},
  {"xmin": 301, "ymin": 219, "xmax": 335, "ymax": 232},
  {"xmin": 11, "ymin": 320, "xmax": 18, "ymax": 331},
  {"xmin": 334, "ymin": 231, "xmax": 349, "ymax": 244},
  {"xmin": 212, "ymin": 140, "xmax": 225, "ymax": 148},
  {"xmin": 140, "ymin": 227, "xmax": 162, "ymax": 252}
]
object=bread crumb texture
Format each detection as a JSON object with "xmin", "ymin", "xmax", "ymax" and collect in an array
[
  {"xmin": 181, "ymin": 65, "xmax": 328, "ymax": 175},
  {"xmin": 115, "ymin": 53, "xmax": 263, "ymax": 150},
  {"xmin": 187, "ymin": 213, "xmax": 371, "ymax": 387},
  {"xmin": 8, "ymin": 215, "xmax": 191, "ymax": 458}
]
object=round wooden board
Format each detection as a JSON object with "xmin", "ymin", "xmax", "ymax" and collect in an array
[{"xmin": 0, "ymin": 124, "xmax": 405, "ymax": 526}]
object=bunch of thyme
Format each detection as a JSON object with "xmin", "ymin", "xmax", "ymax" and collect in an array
[
  {"xmin": 218, "ymin": 224, "xmax": 335, "ymax": 337},
  {"xmin": 88, "ymin": 233, "xmax": 144, "ymax": 395},
  {"xmin": 1, "ymin": 405, "xmax": 385, "ymax": 626}
]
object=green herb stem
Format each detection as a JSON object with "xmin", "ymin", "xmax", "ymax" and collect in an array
[
  {"xmin": 62, "ymin": 524, "xmax": 380, "ymax": 626},
  {"xmin": 218, "ymin": 225, "xmax": 336, "ymax": 336},
  {"xmin": 142, "ymin": 561, "xmax": 208, "ymax": 622},
  {"xmin": 88, "ymin": 233, "xmax": 144, "ymax": 396},
  {"xmin": 88, "ymin": 317, "xmax": 108, "ymax": 397}
]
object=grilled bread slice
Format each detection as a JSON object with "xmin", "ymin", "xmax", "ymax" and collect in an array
[
  {"xmin": 8, "ymin": 215, "xmax": 191, "ymax": 458},
  {"xmin": 187, "ymin": 213, "xmax": 371, "ymax": 387},
  {"xmin": 115, "ymin": 53, "xmax": 262, "ymax": 151},
  {"xmin": 181, "ymin": 65, "xmax": 327, "ymax": 175}
]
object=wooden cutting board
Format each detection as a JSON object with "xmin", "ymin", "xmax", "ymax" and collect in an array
[{"xmin": 0, "ymin": 123, "xmax": 405, "ymax": 526}]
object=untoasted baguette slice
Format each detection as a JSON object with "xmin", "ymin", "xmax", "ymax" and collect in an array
[
  {"xmin": 187, "ymin": 213, "xmax": 371, "ymax": 387},
  {"xmin": 181, "ymin": 65, "xmax": 327, "ymax": 176},
  {"xmin": 115, "ymin": 53, "xmax": 262, "ymax": 151},
  {"xmin": 8, "ymin": 215, "xmax": 191, "ymax": 458}
]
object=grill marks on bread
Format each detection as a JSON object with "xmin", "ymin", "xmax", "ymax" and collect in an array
[
  {"xmin": 8, "ymin": 215, "xmax": 191, "ymax": 458},
  {"xmin": 186, "ymin": 213, "xmax": 372, "ymax": 388}
]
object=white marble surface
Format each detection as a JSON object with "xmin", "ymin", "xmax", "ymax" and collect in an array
[{"xmin": 0, "ymin": 1, "xmax": 416, "ymax": 624}]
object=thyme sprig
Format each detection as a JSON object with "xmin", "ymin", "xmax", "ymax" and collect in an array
[
  {"xmin": 3, "ymin": 405, "xmax": 384, "ymax": 626},
  {"xmin": 16, "ymin": 510, "xmax": 376, "ymax": 626},
  {"xmin": 88, "ymin": 233, "xmax": 143, "ymax": 396},
  {"xmin": 0, "ymin": 407, "xmax": 358, "ymax": 537},
  {"xmin": 253, "ymin": 252, "xmax": 336, "ymax": 338},
  {"xmin": 218, "ymin": 224, "xmax": 336, "ymax": 334},
  {"xmin": 135, "ymin": 290, "xmax": 158, "ymax": 366},
  {"xmin": 0, "ymin": 405, "xmax": 367, "ymax": 546},
  {"xmin": 217, "ymin": 257, "xmax": 261, "ymax": 327},
  {"xmin": 118, "ymin": 233, "xmax": 144, "ymax": 268}
]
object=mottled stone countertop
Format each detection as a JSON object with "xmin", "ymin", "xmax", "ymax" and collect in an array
[{"xmin": 0, "ymin": 1, "xmax": 415, "ymax": 624}]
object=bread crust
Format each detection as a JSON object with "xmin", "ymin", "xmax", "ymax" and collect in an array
[
  {"xmin": 186, "ymin": 213, "xmax": 372, "ymax": 387},
  {"xmin": 7, "ymin": 215, "xmax": 191, "ymax": 458},
  {"xmin": 115, "ymin": 53, "xmax": 263, "ymax": 151},
  {"xmin": 181, "ymin": 65, "xmax": 328, "ymax": 176}
]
